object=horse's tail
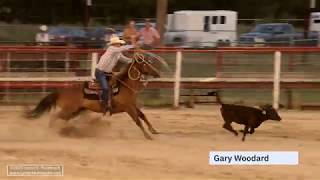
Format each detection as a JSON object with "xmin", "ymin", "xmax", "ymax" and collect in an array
[{"xmin": 24, "ymin": 92, "xmax": 59, "ymax": 119}]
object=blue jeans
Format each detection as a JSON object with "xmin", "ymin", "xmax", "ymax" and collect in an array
[{"xmin": 95, "ymin": 68, "xmax": 109, "ymax": 103}]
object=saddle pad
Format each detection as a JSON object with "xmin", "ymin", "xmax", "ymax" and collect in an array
[
  {"xmin": 83, "ymin": 82, "xmax": 100, "ymax": 100},
  {"xmin": 83, "ymin": 81, "xmax": 120, "ymax": 100},
  {"xmin": 88, "ymin": 81, "xmax": 101, "ymax": 90}
]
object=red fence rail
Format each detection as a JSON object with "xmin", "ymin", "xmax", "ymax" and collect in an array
[
  {"xmin": 0, "ymin": 46, "xmax": 319, "ymax": 107},
  {"xmin": 0, "ymin": 46, "xmax": 320, "ymax": 90}
]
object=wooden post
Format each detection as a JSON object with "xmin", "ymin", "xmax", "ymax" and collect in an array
[
  {"xmin": 156, "ymin": 0, "xmax": 168, "ymax": 45},
  {"xmin": 273, "ymin": 51, "xmax": 281, "ymax": 109},
  {"xmin": 173, "ymin": 51, "xmax": 182, "ymax": 108},
  {"xmin": 91, "ymin": 52, "xmax": 98, "ymax": 79},
  {"xmin": 84, "ymin": 0, "xmax": 92, "ymax": 27},
  {"xmin": 304, "ymin": 0, "xmax": 311, "ymax": 39}
]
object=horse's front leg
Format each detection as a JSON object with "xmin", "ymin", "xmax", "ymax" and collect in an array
[
  {"xmin": 136, "ymin": 107, "xmax": 159, "ymax": 134},
  {"xmin": 126, "ymin": 106, "xmax": 153, "ymax": 140}
]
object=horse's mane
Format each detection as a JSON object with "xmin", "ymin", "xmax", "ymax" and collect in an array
[{"xmin": 113, "ymin": 61, "xmax": 132, "ymax": 81}]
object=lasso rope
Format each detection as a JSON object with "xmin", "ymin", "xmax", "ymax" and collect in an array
[
  {"xmin": 128, "ymin": 51, "xmax": 160, "ymax": 81},
  {"xmin": 114, "ymin": 51, "xmax": 162, "ymax": 94}
]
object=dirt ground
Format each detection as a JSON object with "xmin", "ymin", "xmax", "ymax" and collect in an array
[{"xmin": 0, "ymin": 105, "xmax": 319, "ymax": 180}]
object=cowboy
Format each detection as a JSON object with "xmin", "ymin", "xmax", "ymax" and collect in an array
[
  {"xmin": 123, "ymin": 20, "xmax": 140, "ymax": 45},
  {"xmin": 139, "ymin": 19, "xmax": 160, "ymax": 49},
  {"xmin": 95, "ymin": 36, "xmax": 135, "ymax": 114}
]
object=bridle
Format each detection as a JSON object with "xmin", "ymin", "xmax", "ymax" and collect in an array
[
  {"xmin": 116, "ymin": 51, "xmax": 161, "ymax": 94},
  {"xmin": 128, "ymin": 52, "xmax": 160, "ymax": 80}
]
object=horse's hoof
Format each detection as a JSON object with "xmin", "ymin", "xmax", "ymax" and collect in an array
[
  {"xmin": 150, "ymin": 129, "xmax": 160, "ymax": 134},
  {"xmin": 145, "ymin": 135, "xmax": 153, "ymax": 140}
]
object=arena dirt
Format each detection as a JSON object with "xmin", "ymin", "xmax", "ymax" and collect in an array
[{"xmin": 0, "ymin": 105, "xmax": 319, "ymax": 180}]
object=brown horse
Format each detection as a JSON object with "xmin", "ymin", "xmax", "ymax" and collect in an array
[{"xmin": 25, "ymin": 52, "xmax": 166, "ymax": 140}]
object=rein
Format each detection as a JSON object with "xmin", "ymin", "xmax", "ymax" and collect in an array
[{"xmin": 115, "ymin": 78, "xmax": 139, "ymax": 94}]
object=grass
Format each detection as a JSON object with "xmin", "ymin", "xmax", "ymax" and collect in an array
[
  {"xmin": 0, "ymin": 24, "xmax": 37, "ymax": 43},
  {"xmin": 0, "ymin": 24, "xmax": 319, "ymax": 108}
]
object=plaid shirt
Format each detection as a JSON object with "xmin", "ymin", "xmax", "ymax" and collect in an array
[{"xmin": 96, "ymin": 45, "xmax": 133, "ymax": 73}]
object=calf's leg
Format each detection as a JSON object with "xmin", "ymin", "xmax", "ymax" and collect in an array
[
  {"xmin": 240, "ymin": 127, "xmax": 255, "ymax": 134},
  {"xmin": 242, "ymin": 125, "xmax": 249, "ymax": 141},
  {"xmin": 249, "ymin": 128, "xmax": 255, "ymax": 134},
  {"xmin": 223, "ymin": 123, "xmax": 238, "ymax": 136}
]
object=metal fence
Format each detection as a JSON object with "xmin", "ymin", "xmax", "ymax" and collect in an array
[{"xmin": 0, "ymin": 46, "xmax": 319, "ymax": 108}]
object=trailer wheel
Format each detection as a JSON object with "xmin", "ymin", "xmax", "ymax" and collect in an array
[
  {"xmin": 217, "ymin": 40, "xmax": 231, "ymax": 47},
  {"xmin": 217, "ymin": 40, "xmax": 224, "ymax": 47},
  {"xmin": 173, "ymin": 37, "xmax": 184, "ymax": 46},
  {"xmin": 225, "ymin": 40, "xmax": 231, "ymax": 46}
]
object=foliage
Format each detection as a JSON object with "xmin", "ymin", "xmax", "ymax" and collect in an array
[{"xmin": 0, "ymin": 0, "xmax": 317, "ymax": 24}]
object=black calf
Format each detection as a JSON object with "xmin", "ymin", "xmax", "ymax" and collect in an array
[{"xmin": 220, "ymin": 104, "xmax": 281, "ymax": 141}]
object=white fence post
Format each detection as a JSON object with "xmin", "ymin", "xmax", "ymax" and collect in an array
[
  {"xmin": 91, "ymin": 52, "xmax": 98, "ymax": 79},
  {"xmin": 173, "ymin": 51, "xmax": 182, "ymax": 108},
  {"xmin": 273, "ymin": 51, "xmax": 281, "ymax": 109}
]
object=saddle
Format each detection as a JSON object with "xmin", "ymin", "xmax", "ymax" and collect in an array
[{"xmin": 83, "ymin": 78, "xmax": 120, "ymax": 100}]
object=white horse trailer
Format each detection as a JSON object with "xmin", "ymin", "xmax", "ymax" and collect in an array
[
  {"xmin": 165, "ymin": 10, "xmax": 237, "ymax": 47},
  {"xmin": 310, "ymin": 12, "xmax": 320, "ymax": 31},
  {"xmin": 309, "ymin": 12, "xmax": 320, "ymax": 46}
]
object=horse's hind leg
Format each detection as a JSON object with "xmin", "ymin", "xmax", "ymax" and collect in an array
[
  {"xmin": 49, "ymin": 108, "xmax": 82, "ymax": 128},
  {"xmin": 136, "ymin": 107, "xmax": 159, "ymax": 134},
  {"xmin": 49, "ymin": 110, "xmax": 70, "ymax": 128},
  {"xmin": 126, "ymin": 106, "xmax": 152, "ymax": 140}
]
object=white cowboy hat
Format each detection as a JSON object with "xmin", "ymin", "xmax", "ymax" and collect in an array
[
  {"xmin": 39, "ymin": 25, "xmax": 48, "ymax": 31},
  {"xmin": 108, "ymin": 36, "xmax": 126, "ymax": 45}
]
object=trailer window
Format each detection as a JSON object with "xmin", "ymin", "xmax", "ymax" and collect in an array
[
  {"xmin": 212, "ymin": 16, "xmax": 218, "ymax": 24},
  {"xmin": 314, "ymin": 19, "xmax": 320, "ymax": 23},
  {"xmin": 220, "ymin": 16, "xmax": 226, "ymax": 24},
  {"xmin": 204, "ymin": 16, "xmax": 210, "ymax": 32}
]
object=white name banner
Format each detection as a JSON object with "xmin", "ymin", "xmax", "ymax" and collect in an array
[{"xmin": 209, "ymin": 151, "xmax": 299, "ymax": 165}]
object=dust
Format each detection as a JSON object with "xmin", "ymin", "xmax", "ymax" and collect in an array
[{"xmin": 0, "ymin": 106, "xmax": 319, "ymax": 180}]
